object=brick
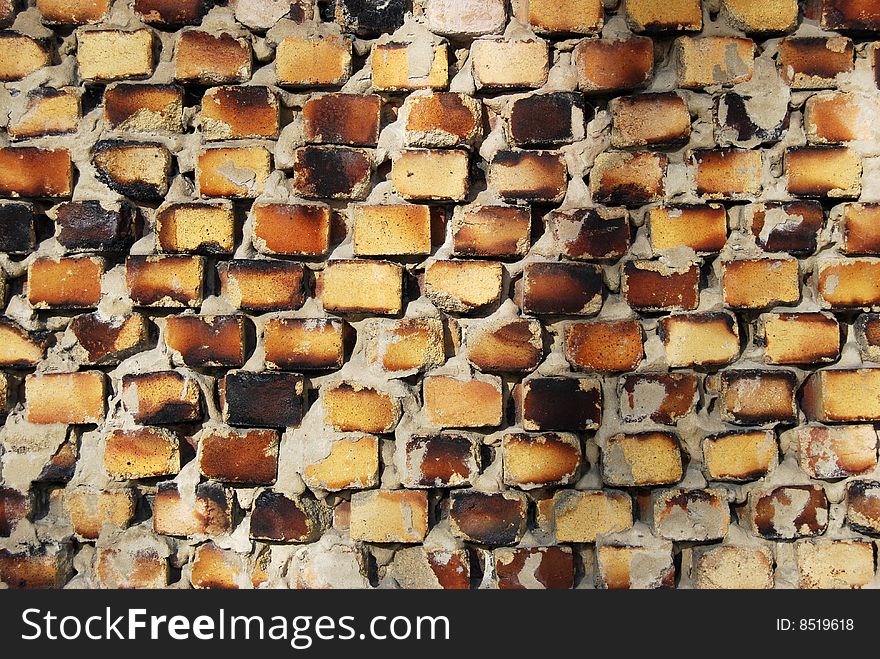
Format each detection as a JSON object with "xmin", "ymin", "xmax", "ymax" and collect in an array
[
  {"xmin": 401, "ymin": 433, "xmax": 479, "ymax": 488},
  {"xmin": 449, "ymin": 490, "xmax": 527, "ymax": 545},
  {"xmin": 778, "ymin": 36, "xmax": 854, "ymax": 89},
  {"xmin": 471, "ymin": 39, "xmax": 549, "ymax": 90},
  {"xmin": 467, "ymin": 317, "xmax": 542, "ymax": 373},
  {"xmin": 757, "ymin": 312, "xmax": 841, "ymax": 365},
  {"xmin": 817, "ymin": 257, "xmax": 880, "ymax": 309},
  {"xmin": 134, "ymin": 0, "xmax": 207, "ymax": 25},
  {"xmin": 201, "ymin": 86, "xmax": 279, "ymax": 141},
  {"xmin": 451, "ymin": 204, "xmax": 530, "ymax": 259},
  {"xmin": 218, "ymin": 260, "xmax": 307, "ymax": 313},
  {"xmin": 154, "ymin": 481, "xmax": 234, "ymax": 536},
  {"xmin": 648, "ymin": 204, "xmax": 727, "ymax": 253},
  {"xmin": 426, "ymin": 0, "xmax": 506, "ymax": 36},
  {"xmin": 786, "ymin": 146, "xmax": 861, "ymax": 198},
  {"xmin": 595, "ymin": 540, "xmax": 675, "ymax": 589},
  {"xmin": 77, "ymin": 29, "xmax": 155, "ymax": 81},
  {"xmin": 0, "ymin": 318, "xmax": 48, "ymax": 368},
  {"xmin": 0, "ymin": 147, "xmax": 73, "ymax": 198},
  {"xmin": 391, "ymin": 149, "xmax": 468, "ymax": 202},
  {"xmin": 846, "ymin": 479, "xmax": 880, "ymax": 535},
  {"xmin": 303, "ymin": 434, "xmax": 380, "ymax": 491},
  {"xmin": 0, "ymin": 0, "xmax": 11, "ymax": 27},
  {"xmin": 564, "ymin": 319, "xmax": 644, "ymax": 373},
  {"xmin": 92, "ymin": 140, "xmax": 172, "ymax": 201},
  {"xmin": 26, "ymin": 371, "xmax": 106, "ymax": 425},
  {"xmin": 573, "ymin": 36, "xmax": 654, "ymax": 93},
  {"xmin": 277, "ymin": 34, "xmax": 352, "ymax": 87},
  {"xmin": 0, "ymin": 32, "xmax": 50, "ymax": 81},
  {"xmin": 502, "ymin": 432, "xmax": 582, "ymax": 489},
  {"xmin": 703, "ymin": 430, "xmax": 778, "ymax": 482},
  {"xmin": 37, "ymin": 0, "xmax": 111, "ymax": 23},
  {"xmin": 352, "ymin": 204, "xmax": 432, "ymax": 257},
  {"xmin": 424, "ymin": 260, "xmax": 503, "ymax": 314},
  {"xmin": 722, "ymin": 258, "xmax": 800, "ymax": 309},
  {"xmin": 403, "ymin": 92, "xmax": 482, "ymax": 148},
  {"xmin": 52, "ymin": 200, "xmax": 139, "ymax": 253},
  {"xmin": 104, "ymin": 427, "xmax": 181, "ymax": 480},
  {"xmin": 304, "ymin": 93, "xmax": 381, "ymax": 147},
  {"xmin": 335, "ymin": 0, "xmax": 407, "ymax": 35},
  {"xmin": 805, "ymin": 92, "xmax": 878, "ymax": 144},
  {"xmin": 198, "ymin": 427, "xmax": 278, "ymax": 485},
  {"xmin": 802, "ymin": 369, "xmax": 880, "ymax": 422},
  {"xmin": 263, "ymin": 317, "xmax": 350, "ymax": 371},
  {"xmin": 324, "ymin": 381, "xmax": 400, "ymax": 433},
  {"xmin": 746, "ymin": 201, "xmax": 824, "ymax": 254},
  {"xmin": 0, "ymin": 546, "xmax": 71, "ymax": 589},
  {"xmin": 321, "ymin": 259, "xmax": 403, "ymax": 315},
  {"xmin": 855, "ymin": 313, "xmax": 880, "ymax": 360},
  {"xmin": 659, "ymin": 312, "xmax": 740, "ymax": 368},
  {"xmin": 714, "ymin": 92, "xmax": 789, "ymax": 146},
  {"xmin": 821, "ymin": 0, "xmax": 880, "ymax": 30},
  {"xmin": 508, "ymin": 92, "xmax": 585, "ymax": 147},
  {"xmin": 625, "ymin": 0, "xmax": 702, "ymax": 31},
  {"xmin": 8, "ymin": 87, "xmax": 80, "ymax": 140},
  {"xmin": 590, "ymin": 151, "xmax": 666, "ymax": 206},
  {"xmin": 652, "ymin": 489, "xmax": 729, "ymax": 542},
  {"xmin": 495, "ymin": 546, "xmax": 574, "ymax": 589},
  {"xmin": 121, "ymin": 370, "xmax": 202, "ymax": 425},
  {"xmin": 164, "ymin": 315, "xmax": 247, "ymax": 368},
  {"xmin": 28, "ymin": 255, "xmax": 104, "ymax": 309},
  {"xmin": 721, "ymin": 0, "xmax": 798, "ymax": 32},
  {"xmin": 36, "ymin": 436, "xmax": 78, "ymax": 483},
  {"xmin": 552, "ymin": 489, "xmax": 633, "ymax": 543},
  {"xmin": 749, "ymin": 484, "xmax": 829, "ymax": 539},
  {"xmin": 293, "ymin": 145, "xmax": 372, "ymax": 200},
  {"xmin": 619, "ymin": 372, "xmax": 699, "ymax": 424},
  {"xmin": 610, "ymin": 93, "xmax": 691, "ymax": 148},
  {"xmin": 0, "ymin": 488, "xmax": 31, "ymax": 537},
  {"xmin": 790, "ymin": 424, "xmax": 878, "ymax": 480},
  {"xmin": 693, "ymin": 148, "xmax": 762, "ymax": 199},
  {"xmin": 0, "ymin": 373, "xmax": 9, "ymax": 419},
  {"xmin": 488, "ymin": 150, "xmax": 568, "ymax": 203},
  {"xmin": 220, "ymin": 371, "xmax": 304, "ymax": 428},
  {"xmin": 797, "ymin": 540, "xmax": 874, "ymax": 589},
  {"xmin": 65, "ymin": 487, "xmax": 136, "ymax": 539},
  {"xmin": 175, "ymin": 31, "xmax": 251, "ymax": 84},
  {"xmin": 370, "ymin": 41, "xmax": 448, "ymax": 92},
  {"xmin": 522, "ymin": 262, "xmax": 602, "ymax": 316},
  {"xmin": 252, "ymin": 202, "xmax": 331, "ymax": 257},
  {"xmin": 0, "ymin": 202, "xmax": 35, "ymax": 254},
  {"xmin": 156, "ymin": 202, "xmax": 234, "ymax": 255},
  {"xmin": 693, "ymin": 545, "xmax": 774, "ymax": 589},
  {"xmin": 350, "ymin": 490, "xmax": 429, "ymax": 543},
  {"xmin": 676, "ymin": 37, "xmax": 754, "ymax": 89},
  {"xmin": 250, "ymin": 491, "xmax": 325, "ymax": 543},
  {"xmin": 364, "ymin": 317, "xmax": 445, "ymax": 374},
  {"xmin": 125, "ymin": 255, "xmax": 204, "ymax": 308},
  {"xmin": 840, "ymin": 203, "xmax": 880, "ymax": 255},
  {"xmin": 603, "ymin": 431, "xmax": 683, "ymax": 487},
  {"xmin": 103, "ymin": 83, "xmax": 184, "ymax": 133},
  {"xmin": 197, "ymin": 146, "xmax": 272, "ymax": 198},
  {"xmin": 190, "ymin": 542, "xmax": 248, "ymax": 589},
  {"xmin": 547, "ymin": 207, "xmax": 631, "ymax": 261},
  {"xmin": 95, "ymin": 546, "xmax": 168, "ymax": 589},
  {"xmin": 528, "ymin": 0, "xmax": 603, "ymax": 34},
  {"xmin": 520, "ymin": 376, "xmax": 602, "ymax": 431},
  {"xmin": 622, "ymin": 259, "xmax": 700, "ymax": 312},
  {"xmin": 423, "ymin": 375, "xmax": 503, "ymax": 429}
]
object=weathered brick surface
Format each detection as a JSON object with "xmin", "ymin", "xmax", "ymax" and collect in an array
[{"xmin": 2, "ymin": 0, "xmax": 879, "ymax": 592}]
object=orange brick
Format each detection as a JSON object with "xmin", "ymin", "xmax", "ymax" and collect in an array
[
  {"xmin": 321, "ymin": 259, "xmax": 403, "ymax": 315},
  {"xmin": 693, "ymin": 148, "xmax": 762, "ymax": 199},
  {"xmin": 528, "ymin": 0, "xmax": 603, "ymax": 34},
  {"xmin": 648, "ymin": 204, "xmax": 728, "ymax": 253},
  {"xmin": 488, "ymin": 150, "xmax": 568, "ymax": 203},
  {"xmin": 817, "ymin": 257, "xmax": 880, "ymax": 309},
  {"xmin": 252, "ymin": 202, "xmax": 331, "ymax": 257},
  {"xmin": 303, "ymin": 93, "xmax": 381, "ymax": 146},
  {"xmin": 364, "ymin": 317, "xmax": 445, "ymax": 374},
  {"xmin": 104, "ymin": 427, "xmax": 181, "ymax": 480},
  {"xmin": 175, "ymin": 30, "xmax": 251, "ymax": 84},
  {"xmin": 371, "ymin": 41, "xmax": 448, "ymax": 92},
  {"xmin": 0, "ymin": 318, "xmax": 49, "ymax": 368},
  {"xmin": 198, "ymin": 427, "xmax": 279, "ymax": 485},
  {"xmin": 802, "ymin": 368, "xmax": 880, "ymax": 422},
  {"xmin": 121, "ymin": 370, "xmax": 202, "ymax": 425},
  {"xmin": 37, "ymin": 0, "xmax": 111, "ymax": 23},
  {"xmin": 424, "ymin": 260, "xmax": 503, "ymax": 314},
  {"xmin": 65, "ymin": 487, "xmax": 136, "ymax": 539},
  {"xmin": 391, "ymin": 149, "xmax": 468, "ymax": 202},
  {"xmin": 778, "ymin": 36, "xmax": 854, "ymax": 89},
  {"xmin": 451, "ymin": 204, "xmax": 531, "ymax": 259},
  {"xmin": 502, "ymin": 432, "xmax": 582, "ymax": 489},
  {"xmin": 590, "ymin": 151, "xmax": 666, "ymax": 206},
  {"xmin": 423, "ymin": 375, "xmax": 503, "ymax": 429},
  {"xmin": 573, "ymin": 36, "xmax": 654, "ymax": 94},
  {"xmin": 77, "ymin": 29, "xmax": 155, "ymax": 81},
  {"xmin": 564, "ymin": 320, "xmax": 643, "ymax": 373},
  {"xmin": 350, "ymin": 490, "xmax": 429, "ymax": 543},
  {"xmin": 467, "ymin": 317, "xmax": 543, "ymax": 373},
  {"xmin": 8, "ymin": 87, "xmax": 80, "ymax": 140},
  {"xmin": 277, "ymin": 34, "xmax": 352, "ymax": 87},
  {"xmin": 125, "ymin": 255, "xmax": 204, "ymax": 308},
  {"xmin": 201, "ymin": 85, "xmax": 279, "ymax": 140},
  {"xmin": 0, "ymin": 147, "xmax": 73, "ymax": 198},
  {"xmin": 303, "ymin": 434, "xmax": 380, "ymax": 491},
  {"xmin": 757, "ymin": 312, "xmax": 841, "ymax": 365},
  {"xmin": 805, "ymin": 92, "xmax": 878, "ymax": 144},
  {"xmin": 659, "ymin": 312, "xmax": 740, "ymax": 368},
  {"xmin": 218, "ymin": 260, "xmax": 307, "ymax": 313},
  {"xmin": 353, "ymin": 204, "xmax": 432, "ymax": 257},
  {"xmin": 324, "ymin": 381, "xmax": 401, "ymax": 433},
  {"xmin": 703, "ymin": 430, "xmax": 778, "ymax": 482},
  {"xmin": 786, "ymin": 146, "xmax": 861, "ymax": 198},
  {"xmin": 839, "ymin": 203, "xmax": 880, "ymax": 255},
  {"xmin": 722, "ymin": 257, "xmax": 800, "ymax": 309},
  {"xmin": 197, "ymin": 146, "xmax": 271, "ymax": 198},
  {"xmin": 595, "ymin": 541, "xmax": 675, "ymax": 590},
  {"xmin": 263, "ymin": 317, "xmax": 351, "ymax": 371},
  {"xmin": 190, "ymin": 542, "xmax": 248, "ymax": 589},
  {"xmin": 26, "ymin": 371, "xmax": 106, "ymax": 425},
  {"xmin": 0, "ymin": 546, "xmax": 71, "ymax": 589},
  {"xmin": 164, "ymin": 315, "xmax": 247, "ymax": 368},
  {"xmin": 28, "ymin": 255, "xmax": 103, "ymax": 309}
]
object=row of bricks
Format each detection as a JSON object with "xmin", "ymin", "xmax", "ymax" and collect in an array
[
  {"xmin": 3, "ymin": 0, "xmax": 879, "ymax": 36},
  {"xmin": 0, "ymin": 142, "xmax": 872, "ymax": 203},
  {"xmin": 2, "ymin": 534, "xmax": 875, "ymax": 590},
  {"xmin": 6, "ymin": 199, "xmax": 880, "ymax": 260}
]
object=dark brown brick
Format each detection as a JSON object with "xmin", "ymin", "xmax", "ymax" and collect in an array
[
  {"xmin": 495, "ymin": 546, "xmax": 573, "ymax": 589},
  {"xmin": 547, "ymin": 207, "xmax": 631, "ymax": 261},
  {"xmin": 573, "ymin": 36, "xmax": 654, "ymax": 93},
  {"xmin": 451, "ymin": 204, "xmax": 531, "ymax": 259},
  {"xmin": 293, "ymin": 146, "xmax": 372, "ymax": 200},
  {"xmin": 449, "ymin": 490, "xmax": 528, "ymax": 545},
  {"xmin": 0, "ymin": 488, "xmax": 31, "ymax": 537},
  {"xmin": 164, "ymin": 315, "xmax": 248, "ymax": 368},
  {"xmin": 519, "ymin": 376, "xmax": 602, "ymax": 431},
  {"xmin": 402, "ymin": 433, "xmax": 480, "ymax": 488},
  {"xmin": 714, "ymin": 92, "xmax": 789, "ymax": 145},
  {"xmin": 220, "ymin": 371, "xmax": 305, "ymax": 428},
  {"xmin": 134, "ymin": 0, "xmax": 208, "ymax": 26},
  {"xmin": 778, "ymin": 36, "xmax": 854, "ymax": 89},
  {"xmin": 847, "ymin": 479, "xmax": 880, "ymax": 536},
  {"xmin": 488, "ymin": 150, "xmax": 567, "ymax": 203},
  {"xmin": 821, "ymin": 0, "xmax": 880, "ymax": 30},
  {"xmin": 619, "ymin": 372, "xmax": 699, "ymax": 424},
  {"xmin": 303, "ymin": 93, "xmax": 381, "ymax": 147},
  {"xmin": 198, "ymin": 427, "xmax": 279, "ymax": 485},
  {"xmin": 250, "ymin": 491, "xmax": 324, "ymax": 543},
  {"xmin": 52, "ymin": 200, "xmax": 139, "ymax": 253},
  {"xmin": 746, "ymin": 201, "xmax": 823, "ymax": 254},
  {"xmin": 622, "ymin": 259, "xmax": 700, "ymax": 312},
  {"xmin": 718, "ymin": 369, "xmax": 798, "ymax": 425},
  {"xmin": 521, "ymin": 262, "xmax": 603, "ymax": 316},
  {"xmin": 252, "ymin": 203, "xmax": 331, "ymax": 257},
  {"xmin": 508, "ymin": 92, "xmax": 585, "ymax": 147},
  {"xmin": 0, "ymin": 202, "xmax": 35, "ymax": 254}
]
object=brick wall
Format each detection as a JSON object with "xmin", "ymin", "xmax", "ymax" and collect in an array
[{"xmin": 1, "ymin": 0, "xmax": 879, "ymax": 589}]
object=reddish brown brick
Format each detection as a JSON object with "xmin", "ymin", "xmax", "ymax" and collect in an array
[
  {"xmin": 198, "ymin": 427, "xmax": 278, "ymax": 485},
  {"xmin": 619, "ymin": 372, "xmax": 699, "ymax": 424},
  {"xmin": 125, "ymin": 255, "xmax": 204, "ymax": 308},
  {"xmin": 304, "ymin": 93, "xmax": 381, "ymax": 147},
  {"xmin": 749, "ymin": 485, "xmax": 829, "ymax": 540},
  {"xmin": 451, "ymin": 204, "xmax": 531, "ymax": 259},
  {"xmin": 250, "ymin": 491, "xmax": 325, "ymax": 543},
  {"xmin": 293, "ymin": 145, "xmax": 372, "ymax": 200},
  {"xmin": 164, "ymin": 315, "xmax": 247, "ymax": 368},
  {"xmin": 467, "ymin": 317, "xmax": 542, "ymax": 373},
  {"xmin": 778, "ymin": 36, "xmax": 854, "ymax": 89},
  {"xmin": 134, "ymin": 0, "xmax": 207, "ymax": 25},
  {"xmin": 573, "ymin": 36, "xmax": 654, "ymax": 94},
  {"xmin": 564, "ymin": 319, "xmax": 643, "ymax": 373},
  {"xmin": 495, "ymin": 546, "xmax": 573, "ymax": 589},
  {"xmin": 402, "ymin": 433, "xmax": 479, "ymax": 488},
  {"xmin": 403, "ymin": 91, "xmax": 483, "ymax": 148},
  {"xmin": 389, "ymin": 547, "xmax": 471, "ymax": 589},
  {"xmin": 175, "ymin": 31, "xmax": 251, "ymax": 84},
  {"xmin": 488, "ymin": 150, "xmax": 567, "ymax": 203},
  {"xmin": 522, "ymin": 262, "xmax": 603, "ymax": 316},
  {"xmin": 547, "ymin": 207, "xmax": 631, "ymax": 261},
  {"xmin": 821, "ymin": 0, "xmax": 880, "ymax": 30},
  {"xmin": 252, "ymin": 203, "xmax": 331, "ymax": 257},
  {"xmin": 622, "ymin": 259, "xmax": 700, "ymax": 312},
  {"xmin": 520, "ymin": 376, "xmax": 602, "ymax": 431},
  {"xmin": 449, "ymin": 490, "xmax": 528, "ymax": 545},
  {"xmin": 508, "ymin": 92, "xmax": 585, "ymax": 147},
  {"xmin": 201, "ymin": 85, "xmax": 279, "ymax": 141}
]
